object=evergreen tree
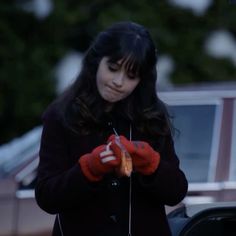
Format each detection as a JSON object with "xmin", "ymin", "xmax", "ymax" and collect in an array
[{"xmin": 0, "ymin": 0, "xmax": 236, "ymax": 144}]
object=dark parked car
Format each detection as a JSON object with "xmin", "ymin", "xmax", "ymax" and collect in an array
[
  {"xmin": 168, "ymin": 201, "xmax": 236, "ymax": 236},
  {"xmin": 0, "ymin": 83, "xmax": 236, "ymax": 235}
]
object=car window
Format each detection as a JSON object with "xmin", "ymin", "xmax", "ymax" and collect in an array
[
  {"xmin": 229, "ymin": 99, "xmax": 236, "ymax": 181},
  {"xmin": 168, "ymin": 104, "xmax": 217, "ymax": 183}
]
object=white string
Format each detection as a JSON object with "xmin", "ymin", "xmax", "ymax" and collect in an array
[
  {"xmin": 112, "ymin": 124, "xmax": 133, "ymax": 236},
  {"xmin": 57, "ymin": 214, "xmax": 64, "ymax": 236},
  {"xmin": 112, "ymin": 127, "xmax": 119, "ymax": 136}
]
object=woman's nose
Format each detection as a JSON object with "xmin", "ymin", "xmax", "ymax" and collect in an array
[{"xmin": 112, "ymin": 72, "xmax": 124, "ymax": 87}]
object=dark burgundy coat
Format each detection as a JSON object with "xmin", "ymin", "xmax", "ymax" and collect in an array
[{"xmin": 35, "ymin": 103, "xmax": 188, "ymax": 236}]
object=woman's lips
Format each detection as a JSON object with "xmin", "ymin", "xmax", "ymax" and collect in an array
[{"xmin": 106, "ymin": 85, "xmax": 123, "ymax": 94}]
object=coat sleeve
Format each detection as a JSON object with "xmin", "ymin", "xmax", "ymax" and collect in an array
[
  {"xmin": 136, "ymin": 134, "xmax": 188, "ymax": 206},
  {"xmin": 35, "ymin": 106, "xmax": 104, "ymax": 214}
]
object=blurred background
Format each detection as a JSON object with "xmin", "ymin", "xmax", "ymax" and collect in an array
[
  {"xmin": 0, "ymin": 0, "xmax": 236, "ymax": 235},
  {"xmin": 1, "ymin": 0, "xmax": 236, "ymax": 145}
]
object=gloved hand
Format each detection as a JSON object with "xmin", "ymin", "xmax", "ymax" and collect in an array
[
  {"xmin": 109, "ymin": 135, "xmax": 160, "ymax": 175},
  {"xmin": 79, "ymin": 142, "xmax": 121, "ymax": 181}
]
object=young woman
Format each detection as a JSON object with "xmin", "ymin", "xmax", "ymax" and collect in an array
[{"xmin": 35, "ymin": 21, "xmax": 188, "ymax": 236}]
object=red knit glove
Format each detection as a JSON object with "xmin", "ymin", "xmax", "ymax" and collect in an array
[
  {"xmin": 109, "ymin": 135, "xmax": 160, "ymax": 175},
  {"xmin": 79, "ymin": 142, "xmax": 121, "ymax": 182}
]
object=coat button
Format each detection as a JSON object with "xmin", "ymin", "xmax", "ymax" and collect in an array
[
  {"xmin": 108, "ymin": 179, "xmax": 120, "ymax": 190},
  {"xmin": 111, "ymin": 180, "xmax": 119, "ymax": 187}
]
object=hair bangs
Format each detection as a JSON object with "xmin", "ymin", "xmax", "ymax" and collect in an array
[{"xmin": 107, "ymin": 41, "xmax": 150, "ymax": 79}]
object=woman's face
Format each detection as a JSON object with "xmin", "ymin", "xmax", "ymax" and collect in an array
[{"xmin": 96, "ymin": 57, "xmax": 140, "ymax": 103}]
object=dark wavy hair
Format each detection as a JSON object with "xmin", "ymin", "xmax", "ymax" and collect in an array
[{"xmin": 58, "ymin": 21, "xmax": 171, "ymax": 137}]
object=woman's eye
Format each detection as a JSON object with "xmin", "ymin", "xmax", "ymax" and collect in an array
[
  {"xmin": 108, "ymin": 63, "xmax": 119, "ymax": 72},
  {"xmin": 127, "ymin": 73, "xmax": 137, "ymax": 79},
  {"xmin": 108, "ymin": 66, "xmax": 117, "ymax": 72}
]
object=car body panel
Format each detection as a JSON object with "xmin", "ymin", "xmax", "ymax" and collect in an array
[
  {"xmin": 159, "ymin": 86, "xmax": 236, "ymax": 206},
  {"xmin": 168, "ymin": 201, "xmax": 236, "ymax": 236}
]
